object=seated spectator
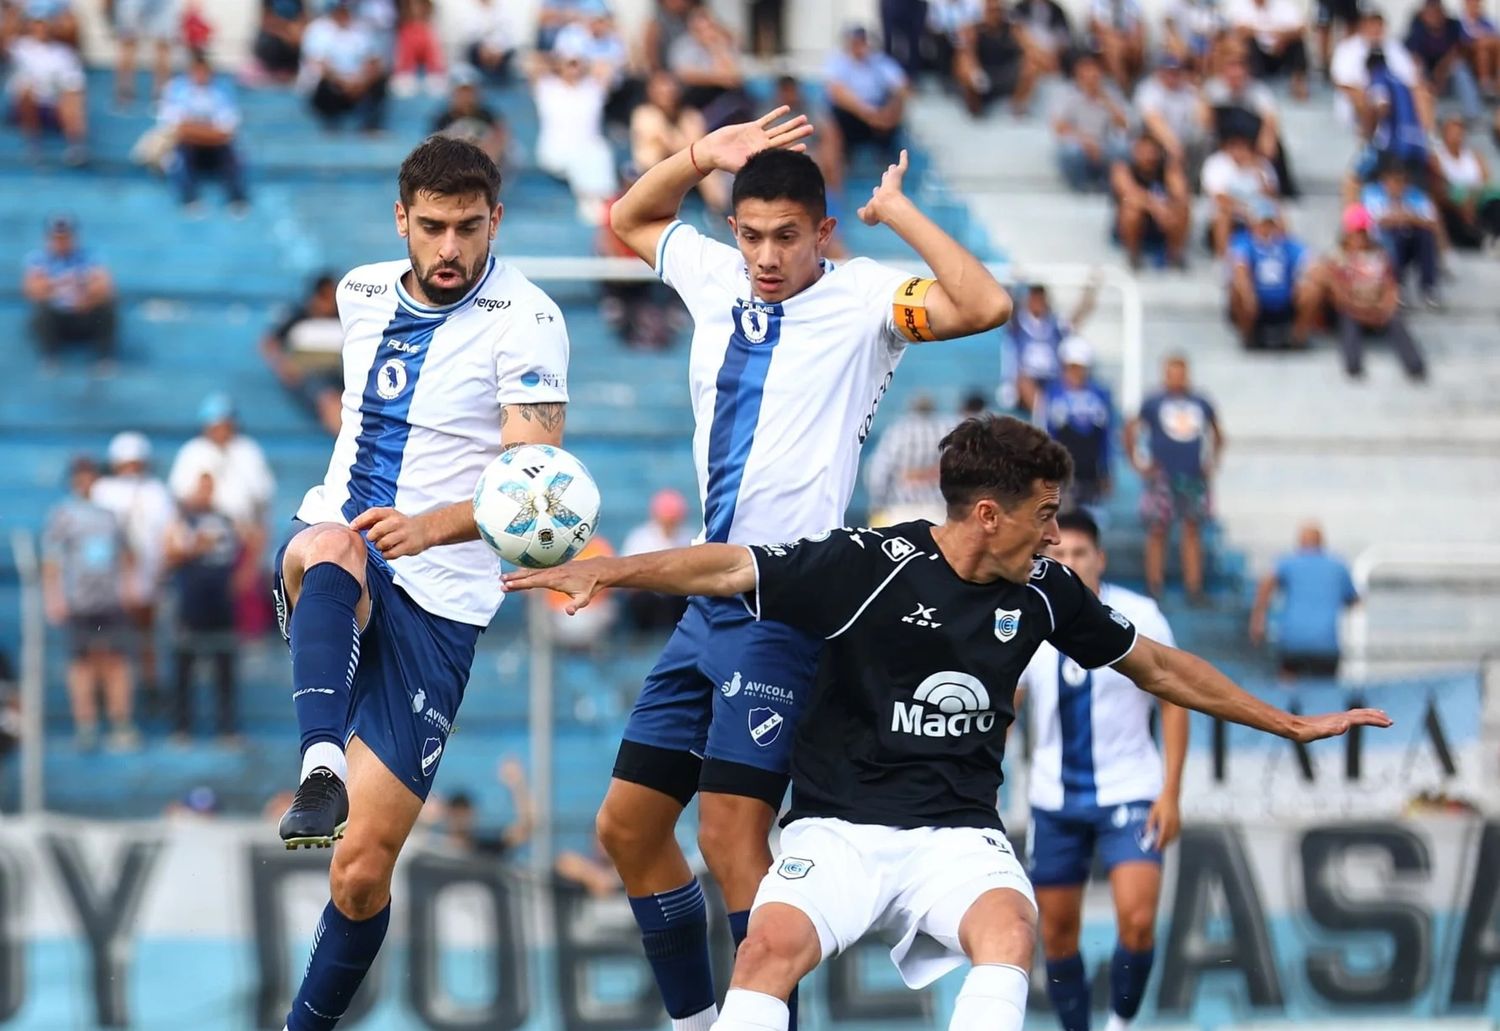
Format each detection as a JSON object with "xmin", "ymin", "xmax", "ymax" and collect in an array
[
  {"xmin": 251, "ymin": 0, "xmax": 307, "ymax": 83},
  {"xmin": 1430, "ymin": 112, "xmax": 1500, "ymax": 249},
  {"xmin": 24, "ymin": 215, "xmax": 116, "ymax": 373},
  {"xmin": 555, "ymin": 11, "xmax": 633, "ymax": 126},
  {"xmin": 1203, "ymin": 52, "xmax": 1299, "ymax": 196},
  {"xmin": 1051, "ymin": 51, "xmax": 1130, "ymax": 192},
  {"xmin": 7, "ymin": 16, "xmax": 87, "ymax": 164},
  {"xmin": 1163, "ymin": 0, "xmax": 1227, "ymax": 75},
  {"xmin": 668, "ymin": 6, "xmax": 751, "ymax": 130},
  {"xmin": 1087, "ymin": 0, "xmax": 1145, "ymax": 89},
  {"xmin": 1010, "ymin": 279, "xmax": 1097, "ymax": 412},
  {"xmin": 1012, "ymin": 0, "xmax": 1074, "ymax": 79},
  {"xmin": 825, "ymin": 25, "xmax": 909, "ymax": 164},
  {"xmin": 453, "ymin": 0, "xmax": 514, "ymax": 82},
  {"xmin": 111, "ymin": 0, "xmax": 178, "ymax": 105},
  {"xmin": 1228, "ymin": 198, "xmax": 1317, "ymax": 350},
  {"xmin": 1460, "ymin": 0, "xmax": 1499, "ymax": 95},
  {"xmin": 159, "ymin": 51, "xmax": 249, "ymax": 215},
  {"xmin": 43, "ymin": 456, "xmax": 139, "ymax": 753},
  {"xmin": 1405, "ymin": 0, "xmax": 1481, "ymax": 124},
  {"xmin": 620, "ymin": 488, "xmax": 692, "ymax": 634},
  {"xmin": 1361, "ymin": 159, "xmax": 1442, "ymax": 307},
  {"xmin": 170, "ymin": 392, "xmax": 276, "ymax": 530},
  {"xmin": 435, "ymin": 758, "xmax": 534, "ymax": 857},
  {"xmin": 1358, "ymin": 47, "xmax": 1430, "ymax": 175},
  {"xmin": 631, "ymin": 70, "xmax": 725, "ymax": 211},
  {"xmin": 260, "ymin": 273, "xmax": 344, "ymax": 435},
  {"xmin": 953, "ymin": 0, "xmax": 1040, "ymax": 117},
  {"xmin": 1226, "ymin": 0, "xmax": 1309, "ymax": 99},
  {"xmin": 299, "ymin": 0, "xmax": 388, "ymax": 133},
  {"xmin": 1249, "ymin": 522, "xmax": 1358, "ymax": 679},
  {"xmin": 925, "ymin": 0, "xmax": 982, "ymax": 80},
  {"xmin": 391, "ymin": 0, "xmax": 444, "ymax": 97},
  {"xmin": 431, "ymin": 65, "xmax": 508, "ymax": 166},
  {"xmin": 534, "ymin": 0, "xmax": 605, "ymax": 53},
  {"xmin": 1326, "ymin": 204, "xmax": 1426, "ymax": 380},
  {"xmin": 1315, "ymin": 0, "xmax": 1360, "ymax": 79},
  {"xmin": 866, "ymin": 393, "xmax": 953, "ymax": 525},
  {"xmin": 882, "ymin": 0, "xmax": 927, "ymax": 75},
  {"xmin": 165, "ymin": 472, "xmax": 241, "ymax": 743},
  {"xmin": 1110, "ymin": 133, "xmax": 1191, "ymax": 268},
  {"xmin": 1134, "ymin": 55, "xmax": 1209, "ymax": 184},
  {"xmin": 641, "ymin": 0, "xmax": 694, "ymax": 74},
  {"xmin": 1332, "ymin": 10, "xmax": 1427, "ymax": 131},
  {"xmin": 1200, "ymin": 130, "xmax": 1279, "ymax": 256},
  {"xmin": 530, "ymin": 40, "xmax": 616, "ymax": 225},
  {"xmin": 1038, "ymin": 336, "xmax": 1115, "ymax": 510}
]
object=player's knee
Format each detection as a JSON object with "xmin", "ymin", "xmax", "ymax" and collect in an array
[
  {"xmin": 594, "ymin": 798, "xmax": 656, "ymax": 868},
  {"xmin": 1117, "ymin": 907, "xmax": 1156, "ymax": 951},
  {"xmin": 696, "ymin": 815, "xmax": 759, "ymax": 876},
  {"xmin": 330, "ymin": 845, "xmax": 397, "ymax": 920},
  {"xmin": 293, "ymin": 524, "xmax": 367, "ymax": 579},
  {"xmin": 1040, "ymin": 908, "xmax": 1082, "ymax": 954},
  {"xmin": 734, "ymin": 921, "xmax": 821, "ymax": 988}
]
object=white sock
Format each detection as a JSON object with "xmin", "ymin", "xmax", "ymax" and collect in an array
[
  {"xmin": 949, "ymin": 963, "xmax": 1029, "ymax": 1031},
  {"xmin": 1104, "ymin": 1015, "xmax": 1133, "ymax": 1031},
  {"xmin": 301, "ymin": 741, "xmax": 347, "ymax": 783},
  {"xmin": 711, "ymin": 989, "xmax": 789, "ymax": 1031},
  {"xmin": 672, "ymin": 1003, "xmax": 718, "ymax": 1031}
]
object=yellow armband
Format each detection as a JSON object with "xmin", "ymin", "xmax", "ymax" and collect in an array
[{"xmin": 892, "ymin": 277, "xmax": 937, "ymax": 342}]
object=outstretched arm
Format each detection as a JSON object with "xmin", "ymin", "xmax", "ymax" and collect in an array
[
  {"xmin": 503, "ymin": 543, "xmax": 754, "ymax": 614},
  {"xmin": 1114, "ymin": 635, "xmax": 1391, "ymax": 741}
]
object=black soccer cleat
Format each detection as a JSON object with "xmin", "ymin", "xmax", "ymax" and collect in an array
[{"xmin": 279, "ymin": 767, "xmax": 350, "ymax": 850}]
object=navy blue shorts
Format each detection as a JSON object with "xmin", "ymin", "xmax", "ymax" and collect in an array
[
  {"xmin": 617, "ymin": 595, "xmax": 823, "ymax": 807},
  {"xmin": 1027, "ymin": 800, "xmax": 1163, "ymax": 887},
  {"xmin": 274, "ymin": 523, "xmax": 480, "ymax": 801}
]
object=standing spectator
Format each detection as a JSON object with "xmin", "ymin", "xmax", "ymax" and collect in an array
[
  {"xmin": 1051, "ymin": 51, "xmax": 1130, "ymax": 192},
  {"xmin": 953, "ymin": 0, "xmax": 1040, "ymax": 117},
  {"xmin": 1228, "ymin": 198, "xmax": 1317, "ymax": 350},
  {"xmin": 748, "ymin": 0, "xmax": 785, "ymax": 58},
  {"xmin": 1226, "ymin": 0, "xmax": 1310, "ymax": 99},
  {"xmin": 1326, "ymin": 204, "xmax": 1427, "ymax": 380},
  {"xmin": 641, "ymin": 0, "xmax": 694, "ymax": 73},
  {"xmin": 865, "ymin": 393, "xmax": 953, "ymax": 525},
  {"xmin": 1249, "ymin": 522, "xmax": 1358, "ymax": 678},
  {"xmin": 667, "ymin": 7, "xmax": 751, "ymax": 130},
  {"xmin": 1332, "ymin": 11, "xmax": 1426, "ymax": 130},
  {"xmin": 391, "ymin": 0, "xmax": 445, "ymax": 97},
  {"xmin": 165, "ymin": 472, "xmax": 241, "ymax": 742},
  {"xmin": 1203, "ymin": 52, "xmax": 1299, "ymax": 197},
  {"xmin": 1038, "ymin": 336, "xmax": 1115, "ymax": 510},
  {"xmin": 436, "ymin": 758, "xmax": 535, "ymax": 857},
  {"xmin": 1134, "ymin": 55, "xmax": 1209, "ymax": 184},
  {"xmin": 43, "ymin": 457, "xmax": 140, "ymax": 752},
  {"xmin": 1431, "ymin": 113, "xmax": 1500, "ymax": 250},
  {"xmin": 555, "ymin": 12, "xmax": 632, "ymax": 126},
  {"xmin": 1358, "ymin": 47, "xmax": 1430, "ymax": 174},
  {"xmin": 111, "ymin": 0, "xmax": 178, "ymax": 104},
  {"xmin": 1110, "ymin": 132, "xmax": 1191, "ymax": 269},
  {"xmin": 882, "ymin": 0, "xmax": 926, "ymax": 76},
  {"xmin": 1011, "ymin": 279, "xmax": 1097, "ymax": 412},
  {"xmin": 7, "ymin": 16, "xmax": 88, "ymax": 164},
  {"xmin": 530, "ymin": 39, "xmax": 616, "ymax": 225},
  {"xmin": 631, "ymin": 70, "xmax": 725, "ymax": 211},
  {"xmin": 1460, "ymin": 0, "xmax": 1499, "ymax": 96},
  {"xmin": 92, "ymin": 431, "xmax": 176, "ymax": 707},
  {"xmin": 534, "ymin": 0, "xmax": 605, "ymax": 53},
  {"xmin": 1087, "ymin": 0, "xmax": 1146, "ymax": 90},
  {"xmin": 452, "ymin": 0, "xmax": 514, "ymax": 82},
  {"xmin": 1200, "ymin": 130, "xmax": 1279, "ymax": 257},
  {"xmin": 430, "ymin": 66, "xmax": 509, "ymax": 165},
  {"xmin": 1360, "ymin": 159, "xmax": 1442, "ymax": 308},
  {"xmin": 1315, "ymin": 0, "xmax": 1360, "ymax": 82},
  {"xmin": 1405, "ymin": 0, "xmax": 1482, "ymax": 125},
  {"xmin": 1163, "ymin": 0, "xmax": 1226, "ymax": 74},
  {"xmin": 299, "ymin": 0, "xmax": 389, "ymax": 133},
  {"xmin": 260, "ymin": 273, "xmax": 344, "ymax": 435},
  {"xmin": 20, "ymin": 0, "xmax": 78, "ymax": 46},
  {"xmin": 251, "ymin": 0, "xmax": 307, "ymax": 82},
  {"xmin": 1013, "ymin": 0, "xmax": 1074, "ymax": 79},
  {"xmin": 24, "ymin": 215, "xmax": 117, "ymax": 373},
  {"xmin": 1125, "ymin": 355, "xmax": 1223, "ymax": 602},
  {"xmin": 825, "ymin": 25, "xmax": 910, "ymax": 164},
  {"xmin": 620, "ymin": 488, "xmax": 693, "ymax": 634},
  {"xmin": 159, "ymin": 51, "xmax": 249, "ymax": 215}
]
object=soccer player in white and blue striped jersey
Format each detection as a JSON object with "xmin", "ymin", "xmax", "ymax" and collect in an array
[
  {"xmin": 601, "ymin": 106, "xmax": 1016, "ymax": 1030},
  {"xmin": 1018, "ymin": 510, "xmax": 1188, "ymax": 1031}
]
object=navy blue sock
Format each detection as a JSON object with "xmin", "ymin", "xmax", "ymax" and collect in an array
[
  {"xmin": 286, "ymin": 900, "xmax": 389, "ymax": 1031},
  {"xmin": 1110, "ymin": 943, "xmax": 1154, "ymax": 1020},
  {"xmin": 1046, "ymin": 952, "xmax": 1091, "ymax": 1031},
  {"xmin": 628, "ymin": 880, "xmax": 715, "ymax": 1020},
  {"xmin": 729, "ymin": 909, "xmax": 798, "ymax": 1031},
  {"xmin": 290, "ymin": 563, "xmax": 362, "ymax": 756}
]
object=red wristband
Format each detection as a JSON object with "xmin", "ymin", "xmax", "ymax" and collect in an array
[{"xmin": 689, "ymin": 140, "xmax": 707, "ymax": 177}]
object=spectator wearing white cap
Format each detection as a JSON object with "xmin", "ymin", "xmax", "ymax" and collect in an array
[
  {"xmin": 621, "ymin": 488, "xmax": 693, "ymax": 633},
  {"xmin": 1037, "ymin": 336, "xmax": 1116, "ymax": 511},
  {"xmin": 93, "ymin": 431, "xmax": 177, "ymax": 703}
]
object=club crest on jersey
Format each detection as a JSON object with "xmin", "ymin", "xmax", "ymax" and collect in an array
[
  {"xmin": 739, "ymin": 305, "xmax": 770, "ymax": 343},
  {"xmin": 748, "ymin": 707, "xmax": 783, "ymax": 747},
  {"xmin": 776, "ymin": 857, "xmax": 815, "ymax": 880},
  {"xmin": 1061, "ymin": 657, "xmax": 1089, "ymax": 687},
  {"xmin": 376, "ymin": 358, "xmax": 408, "ymax": 400},
  {"xmin": 994, "ymin": 608, "xmax": 1022, "ymax": 642}
]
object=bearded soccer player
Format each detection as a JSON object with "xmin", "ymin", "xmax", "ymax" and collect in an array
[
  {"xmin": 271, "ymin": 136, "xmax": 571, "ymax": 1031},
  {"xmin": 504, "ymin": 414, "xmax": 1392, "ymax": 1031}
]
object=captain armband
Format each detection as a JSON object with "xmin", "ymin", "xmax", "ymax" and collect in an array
[{"xmin": 891, "ymin": 277, "xmax": 938, "ymax": 342}]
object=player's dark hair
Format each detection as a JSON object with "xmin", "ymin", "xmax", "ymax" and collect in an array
[
  {"xmin": 1057, "ymin": 509, "xmax": 1101, "ymax": 545},
  {"xmin": 398, "ymin": 135, "xmax": 502, "ymax": 210},
  {"xmin": 732, "ymin": 149, "xmax": 826, "ymax": 221},
  {"xmin": 938, "ymin": 415, "xmax": 1073, "ymax": 514}
]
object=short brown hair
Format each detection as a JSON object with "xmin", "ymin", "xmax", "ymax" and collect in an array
[
  {"xmin": 398, "ymin": 135, "xmax": 502, "ymax": 209},
  {"xmin": 939, "ymin": 415, "xmax": 1073, "ymax": 514}
]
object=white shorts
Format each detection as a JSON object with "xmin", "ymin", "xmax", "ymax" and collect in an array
[
  {"xmin": 115, "ymin": 0, "xmax": 178, "ymax": 40},
  {"xmin": 752, "ymin": 817, "xmax": 1037, "ymax": 989}
]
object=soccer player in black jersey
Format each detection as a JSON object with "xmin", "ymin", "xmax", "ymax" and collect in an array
[{"xmin": 504, "ymin": 415, "xmax": 1391, "ymax": 1031}]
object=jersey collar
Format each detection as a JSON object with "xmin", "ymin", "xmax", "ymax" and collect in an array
[{"xmin": 395, "ymin": 255, "xmax": 498, "ymax": 318}]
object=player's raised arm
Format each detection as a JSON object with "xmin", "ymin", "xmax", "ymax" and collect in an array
[
  {"xmin": 857, "ymin": 149, "xmax": 1013, "ymax": 339},
  {"xmin": 503, "ymin": 543, "xmax": 754, "ymax": 614},
  {"xmin": 608, "ymin": 106, "xmax": 813, "ymax": 264},
  {"xmin": 1112, "ymin": 636, "xmax": 1392, "ymax": 743}
]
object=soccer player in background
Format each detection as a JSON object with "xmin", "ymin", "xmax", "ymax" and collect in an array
[
  {"xmin": 503, "ymin": 414, "xmax": 1392, "ymax": 1031},
  {"xmin": 1017, "ymin": 510, "xmax": 1185, "ymax": 1031},
  {"xmin": 602, "ymin": 106, "xmax": 1015, "ymax": 1029},
  {"xmin": 270, "ymin": 136, "xmax": 571, "ymax": 1031}
]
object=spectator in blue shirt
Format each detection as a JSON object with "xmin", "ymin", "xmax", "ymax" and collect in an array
[
  {"xmin": 299, "ymin": 0, "xmax": 388, "ymax": 132},
  {"xmin": 1039, "ymin": 335, "xmax": 1115, "ymax": 511},
  {"xmin": 1363, "ymin": 49, "xmax": 1429, "ymax": 170},
  {"xmin": 23, "ymin": 215, "xmax": 117, "ymax": 373},
  {"xmin": 1249, "ymin": 522, "xmax": 1358, "ymax": 678},
  {"xmin": 159, "ymin": 52, "xmax": 249, "ymax": 214},
  {"xmin": 1405, "ymin": 0, "xmax": 1482, "ymax": 123},
  {"xmin": 825, "ymin": 25, "xmax": 909, "ymax": 163},
  {"xmin": 1009, "ymin": 278, "xmax": 1098, "ymax": 413},
  {"xmin": 1125, "ymin": 354, "xmax": 1224, "ymax": 602},
  {"xmin": 1228, "ymin": 198, "xmax": 1317, "ymax": 350},
  {"xmin": 1361, "ymin": 158, "xmax": 1441, "ymax": 307}
]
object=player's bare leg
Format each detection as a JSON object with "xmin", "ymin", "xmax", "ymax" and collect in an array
[
  {"xmin": 1143, "ymin": 526, "xmax": 1167, "ymax": 599},
  {"xmin": 596, "ymin": 778, "xmax": 693, "ymax": 893},
  {"xmin": 951, "ymin": 887, "xmax": 1037, "ymax": 1030},
  {"xmin": 1102, "ymin": 862, "xmax": 1161, "ymax": 1031},
  {"xmin": 1180, "ymin": 518, "xmax": 1205, "ymax": 602},
  {"xmin": 714, "ymin": 902, "xmax": 822, "ymax": 1031},
  {"xmin": 1037, "ymin": 883, "xmax": 1091, "ymax": 1031},
  {"xmin": 284, "ymin": 735, "xmax": 423, "ymax": 1031}
]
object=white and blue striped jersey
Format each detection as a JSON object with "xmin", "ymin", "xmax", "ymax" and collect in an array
[
  {"xmin": 1021, "ymin": 583, "xmax": 1174, "ymax": 811},
  {"xmin": 295, "ymin": 257, "xmax": 570, "ymax": 626},
  {"xmin": 655, "ymin": 220, "xmax": 930, "ymax": 545}
]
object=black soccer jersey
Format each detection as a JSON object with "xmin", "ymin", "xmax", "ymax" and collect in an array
[{"xmin": 744, "ymin": 521, "xmax": 1138, "ymax": 831}]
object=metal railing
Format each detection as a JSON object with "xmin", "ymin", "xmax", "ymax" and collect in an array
[{"xmin": 10, "ymin": 529, "xmax": 44, "ymax": 815}]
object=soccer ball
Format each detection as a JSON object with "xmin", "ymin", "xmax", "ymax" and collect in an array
[{"xmin": 473, "ymin": 444, "xmax": 601, "ymax": 568}]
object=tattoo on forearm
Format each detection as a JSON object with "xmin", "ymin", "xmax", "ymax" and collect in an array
[{"xmin": 502, "ymin": 402, "xmax": 566, "ymax": 435}]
